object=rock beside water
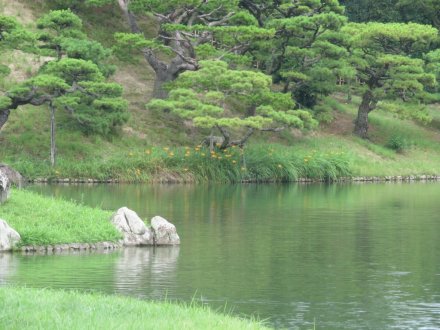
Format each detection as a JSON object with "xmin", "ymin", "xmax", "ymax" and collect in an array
[
  {"xmin": 0, "ymin": 171, "xmax": 10, "ymax": 204},
  {"xmin": 110, "ymin": 208, "xmax": 180, "ymax": 246},
  {"xmin": 151, "ymin": 216, "xmax": 180, "ymax": 245},
  {"xmin": 111, "ymin": 207, "xmax": 154, "ymax": 246},
  {"xmin": 0, "ymin": 219, "xmax": 21, "ymax": 251},
  {"xmin": 0, "ymin": 164, "xmax": 24, "ymax": 187}
]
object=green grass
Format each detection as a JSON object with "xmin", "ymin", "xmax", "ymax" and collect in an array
[
  {"xmin": 0, "ymin": 143, "xmax": 353, "ymax": 183},
  {"xmin": 0, "ymin": 189, "xmax": 121, "ymax": 246},
  {"xmin": 2, "ymin": 96, "xmax": 440, "ymax": 181},
  {"xmin": 0, "ymin": 287, "xmax": 269, "ymax": 330}
]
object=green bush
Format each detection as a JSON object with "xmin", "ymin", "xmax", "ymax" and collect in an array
[{"xmin": 386, "ymin": 135, "xmax": 410, "ymax": 153}]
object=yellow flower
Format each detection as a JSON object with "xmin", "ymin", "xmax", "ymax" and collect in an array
[
  {"xmin": 183, "ymin": 168, "xmax": 188, "ymax": 172},
  {"xmin": 163, "ymin": 147, "xmax": 169, "ymax": 151},
  {"xmin": 277, "ymin": 164, "xmax": 282, "ymax": 168},
  {"xmin": 304, "ymin": 158, "xmax": 308, "ymax": 162},
  {"xmin": 218, "ymin": 156, "xmax": 222, "ymax": 160},
  {"xmin": 169, "ymin": 152, "xmax": 174, "ymax": 157},
  {"xmin": 241, "ymin": 167, "xmax": 246, "ymax": 171},
  {"xmin": 145, "ymin": 149, "xmax": 151, "ymax": 155},
  {"xmin": 129, "ymin": 152, "xmax": 134, "ymax": 156},
  {"xmin": 232, "ymin": 160, "xmax": 237, "ymax": 164}
]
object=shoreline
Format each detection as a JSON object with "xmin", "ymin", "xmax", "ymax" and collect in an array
[
  {"xmin": 26, "ymin": 174, "xmax": 440, "ymax": 184},
  {"xmin": 17, "ymin": 241, "xmax": 122, "ymax": 254}
]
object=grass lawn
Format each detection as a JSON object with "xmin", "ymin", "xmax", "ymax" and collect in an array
[
  {"xmin": 0, "ymin": 287, "xmax": 269, "ymax": 330},
  {"xmin": 0, "ymin": 189, "xmax": 121, "ymax": 246}
]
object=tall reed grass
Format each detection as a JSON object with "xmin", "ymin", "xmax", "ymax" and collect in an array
[{"xmin": 7, "ymin": 144, "xmax": 353, "ymax": 183}]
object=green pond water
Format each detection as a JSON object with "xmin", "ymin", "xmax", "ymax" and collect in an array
[{"xmin": 1, "ymin": 182, "xmax": 440, "ymax": 329}]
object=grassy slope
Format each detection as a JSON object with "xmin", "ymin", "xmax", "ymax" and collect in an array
[
  {"xmin": 1, "ymin": 0, "xmax": 440, "ymax": 180},
  {"xmin": 0, "ymin": 189, "xmax": 121, "ymax": 246},
  {"xmin": 0, "ymin": 287, "xmax": 268, "ymax": 330}
]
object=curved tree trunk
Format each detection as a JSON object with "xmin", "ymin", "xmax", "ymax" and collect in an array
[
  {"xmin": 117, "ymin": 0, "xmax": 197, "ymax": 99},
  {"xmin": 354, "ymin": 90, "xmax": 377, "ymax": 139},
  {"xmin": 153, "ymin": 73, "xmax": 173, "ymax": 99},
  {"xmin": 0, "ymin": 109, "xmax": 10, "ymax": 131},
  {"xmin": 117, "ymin": 0, "xmax": 141, "ymax": 33}
]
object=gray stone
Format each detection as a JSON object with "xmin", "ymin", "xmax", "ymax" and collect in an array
[
  {"xmin": 0, "ymin": 164, "xmax": 25, "ymax": 187},
  {"xmin": 111, "ymin": 207, "xmax": 153, "ymax": 246},
  {"xmin": 151, "ymin": 216, "xmax": 180, "ymax": 245},
  {"xmin": 0, "ymin": 170, "xmax": 10, "ymax": 204},
  {"xmin": 69, "ymin": 243, "xmax": 81, "ymax": 250},
  {"xmin": 0, "ymin": 219, "xmax": 21, "ymax": 251}
]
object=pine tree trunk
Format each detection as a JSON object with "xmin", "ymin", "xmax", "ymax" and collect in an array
[
  {"xmin": 346, "ymin": 80, "xmax": 352, "ymax": 103},
  {"xmin": 50, "ymin": 102, "xmax": 56, "ymax": 167},
  {"xmin": 152, "ymin": 60, "xmax": 191, "ymax": 99},
  {"xmin": 0, "ymin": 109, "xmax": 10, "ymax": 131},
  {"xmin": 152, "ymin": 72, "xmax": 173, "ymax": 99},
  {"xmin": 354, "ymin": 90, "xmax": 376, "ymax": 139}
]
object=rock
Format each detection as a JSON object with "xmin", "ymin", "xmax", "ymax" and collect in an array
[
  {"xmin": 69, "ymin": 243, "xmax": 82, "ymax": 250},
  {"xmin": 111, "ymin": 207, "xmax": 153, "ymax": 246},
  {"xmin": 151, "ymin": 216, "xmax": 180, "ymax": 245},
  {"xmin": 0, "ymin": 164, "xmax": 25, "ymax": 187},
  {"xmin": 0, "ymin": 170, "xmax": 10, "ymax": 204},
  {"xmin": 0, "ymin": 219, "xmax": 21, "ymax": 251}
]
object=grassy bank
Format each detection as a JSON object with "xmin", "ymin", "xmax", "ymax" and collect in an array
[
  {"xmin": 0, "ymin": 287, "xmax": 268, "ymax": 330},
  {"xmin": 0, "ymin": 189, "xmax": 121, "ymax": 246},
  {"xmin": 4, "ymin": 144, "xmax": 352, "ymax": 183},
  {"xmin": 2, "ymin": 99, "xmax": 440, "ymax": 182}
]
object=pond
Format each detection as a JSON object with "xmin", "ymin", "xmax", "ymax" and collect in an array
[{"xmin": 2, "ymin": 183, "xmax": 440, "ymax": 329}]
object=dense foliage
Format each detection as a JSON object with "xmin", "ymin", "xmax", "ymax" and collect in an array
[
  {"xmin": 148, "ymin": 60, "xmax": 317, "ymax": 149},
  {"xmin": 344, "ymin": 22, "xmax": 438, "ymax": 138},
  {"xmin": 0, "ymin": 10, "xmax": 128, "ymax": 166}
]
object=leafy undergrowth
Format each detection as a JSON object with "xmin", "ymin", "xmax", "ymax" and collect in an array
[
  {"xmin": 0, "ymin": 287, "xmax": 269, "ymax": 330},
  {"xmin": 3, "ymin": 143, "xmax": 353, "ymax": 183},
  {"xmin": 0, "ymin": 189, "xmax": 121, "ymax": 246}
]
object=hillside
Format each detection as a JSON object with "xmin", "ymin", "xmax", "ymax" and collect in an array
[{"xmin": 1, "ymin": 0, "xmax": 440, "ymax": 182}]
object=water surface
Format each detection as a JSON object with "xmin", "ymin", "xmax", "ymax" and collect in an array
[{"xmin": 2, "ymin": 183, "xmax": 440, "ymax": 329}]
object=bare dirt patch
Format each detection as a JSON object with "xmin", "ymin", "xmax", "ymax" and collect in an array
[
  {"xmin": 321, "ymin": 110, "xmax": 355, "ymax": 136},
  {"xmin": 0, "ymin": 0, "xmax": 37, "ymax": 26}
]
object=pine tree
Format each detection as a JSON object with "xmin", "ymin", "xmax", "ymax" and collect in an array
[
  {"xmin": 148, "ymin": 60, "xmax": 317, "ymax": 149},
  {"xmin": 0, "ymin": 11, "xmax": 128, "ymax": 166},
  {"xmin": 343, "ymin": 22, "xmax": 438, "ymax": 138}
]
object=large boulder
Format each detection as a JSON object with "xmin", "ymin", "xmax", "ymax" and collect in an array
[
  {"xmin": 151, "ymin": 216, "xmax": 180, "ymax": 245},
  {"xmin": 0, "ymin": 164, "xmax": 24, "ymax": 187},
  {"xmin": 111, "ymin": 207, "xmax": 153, "ymax": 246},
  {"xmin": 0, "ymin": 219, "xmax": 21, "ymax": 251},
  {"xmin": 0, "ymin": 170, "xmax": 10, "ymax": 204}
]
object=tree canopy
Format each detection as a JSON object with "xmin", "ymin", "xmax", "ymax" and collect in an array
[
  {"xmin": 148, "ymin": 60, "xmax": 317, "ymax": 149},
  {"xmin": 343, "ymin": 22, "xmax": 438, "ymax": 138},
  {"xmin": 0, "ymin": 10, "xmax": 129, "ymax": 165}
]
